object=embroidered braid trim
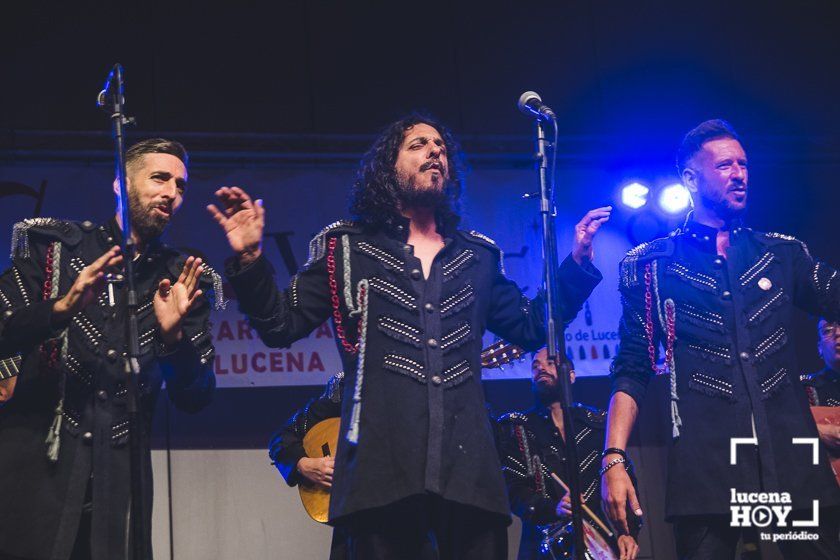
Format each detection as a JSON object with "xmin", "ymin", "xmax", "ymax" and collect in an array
[
  {"xmin": 327, "ymin": 236, "xmax": 359, "ymax": 354},
  {"xmin": 644, "ymin": 262, "xmax": 681, "ymax": 437},
  {"xmin": 346, "ymin": 279, "xmax": 370, "ymax": 445},
  {"xmin": 643, "ymin": 262, "xmax": 675, "ymax": 375}
]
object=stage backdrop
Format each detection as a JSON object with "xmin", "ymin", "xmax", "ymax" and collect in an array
[{"xmin": 0, "ymin": 162, "xmax": 631, "ymax": 385}]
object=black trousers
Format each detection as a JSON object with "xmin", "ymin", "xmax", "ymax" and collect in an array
[
  {"xmin": 339, "ymin": 494, "xmax": 508, "ymax": 560},
  {"xmin": 673, "ymin": 508, "xmax": 840, "ymax": 560}
]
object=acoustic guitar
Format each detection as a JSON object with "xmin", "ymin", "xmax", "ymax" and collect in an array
[
  {"xmin": 298, "ymin": 340, "xmax": 525, "ymax": 522},
  {"xmin": 0, "ymin": 354, "xmax": 22, "ymax": 404},
  {"xmin": 811, "ymin": 406, "xmax": 840, "ymax": 486}
]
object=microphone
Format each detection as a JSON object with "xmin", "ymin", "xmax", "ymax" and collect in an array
[
  {"xmin": 517, "ymin": 91, "xmax": 555, "ymax": 121},
  {"xmin": 97, "ymin": 64, "xmax": 123, "ymax": 109}
]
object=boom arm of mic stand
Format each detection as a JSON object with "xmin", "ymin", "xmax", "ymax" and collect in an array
[{"xmin": 533, "ymin": 117, "xmax": 588, "ymax": 560}]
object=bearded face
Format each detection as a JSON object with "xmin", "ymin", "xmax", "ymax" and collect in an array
[
  {"xmin": 128, "ymin": 183, "xmax": 170, "ymax": 239},
  {"xmin": 393, "ymin": 123, "xmax": 451, "ymax": 209},
  {"xmin": 120, "ymin": 153, "xmax": 186, "ymax": 242}
]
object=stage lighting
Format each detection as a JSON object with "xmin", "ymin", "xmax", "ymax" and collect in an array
[
  {"xmin": 658, "ymin": 183, "xmax": 691, "ymax": 214},
  {"xmin": 621, "ymin": 182, "xmax": 649, "ymax": 209}
]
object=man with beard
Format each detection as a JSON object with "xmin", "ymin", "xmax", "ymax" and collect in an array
[
  {"xmin": 497, "ymin": 348, "xmax": 640, "ymax": 559},
  {"xmin": 602, "ymin": 119, "xmax": 840, "ymax": 558},
  {"xmin": 802, "ymin": 319, "xmax": 840, "ymax": 452},
  {"xmin": 208, "ymin": 114, "xmax": 609, "ymax": 559},
  {"xmin": 0, "ymin": 138, "xmax": 220, "ymax": 560}
]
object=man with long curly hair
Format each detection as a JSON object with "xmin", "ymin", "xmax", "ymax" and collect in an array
[{"xmin": 209, "ymin": 114, "xmax": 610, "ymax": 559}]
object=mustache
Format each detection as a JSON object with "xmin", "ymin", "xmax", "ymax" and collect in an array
[{"xmin": 420, "ymin": 160, "xmax": 443, "ymax": 172}]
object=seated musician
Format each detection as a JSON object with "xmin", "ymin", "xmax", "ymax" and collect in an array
[
  {"xmin": 496, "ymin": 348, "xmax": 640, "ymax": 560},
  {"xmin": 269, "ymin": 372, "xmax": 348, "ymax": 559},
  {"xmin": 802, "ymin": 318, "xmax": 840, "ymax": 453}
]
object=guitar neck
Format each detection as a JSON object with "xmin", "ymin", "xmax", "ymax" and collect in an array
[{"xmin": 0, "ymin": 355, "xmax": 21, "ymax": 380}]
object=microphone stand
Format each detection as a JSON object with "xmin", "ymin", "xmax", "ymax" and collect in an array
[
  {"xmin": 531, "ymin": 116, "xmax": 587, "ymax": 560},
  {"xmin": 97, "ymin": 64, "xmax": 147, "ymax": 560}
]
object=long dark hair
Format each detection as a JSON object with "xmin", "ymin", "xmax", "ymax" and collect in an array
[{"xmin": 349, "ymin": 113, "xmax": 465, "ymax": 229}]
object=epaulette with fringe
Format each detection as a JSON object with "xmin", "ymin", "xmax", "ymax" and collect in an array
[
  {"xmin": 762, "ymin": 232, "xmax": 811, "ymax": 258},
  {"xmin": 620, "ymin": 236, "xmax": 673, "ymax": 288},
  {"xmin": 201, "ymin": 264, "xmax": 227, "ymax": 310},
  {"xmin": 574, "ymin": 402, "xmax": 607, "ymax": 428},
  {"xmin": 458, "ymin": 229, "xmax": 505, "ymax": 275},
  {"xmin": 497, "ymin": 411, "xmax": 528, "ymax": 424},
  {"xmin": 324, "ymin": 371, "xmax": 345, "ymax": 403},
  {"xmin": 303, "ymin": 220, "xmax": 359, "ymax": 270},
  {"xmin": 11, "ymin": 218, "xmax": 83, "ymax": 259}
]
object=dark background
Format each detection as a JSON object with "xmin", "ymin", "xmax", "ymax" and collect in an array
[{"xmin": 3, "ymin": 0, "xmax": 840, "ymax": 449}]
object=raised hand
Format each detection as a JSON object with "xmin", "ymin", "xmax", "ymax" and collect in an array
[
  {"xmin": 154, "ymin": 256, "xmax": 204, "ymax": 346},
  {"xmin": 52, "ymin": 246, "xmax": 123, "ymax": 323},
  {"xmin": 297, "ymin": 456, "xmax": 335, "ymax": 489},
  {"xmin": 572, "ymin": 206, "xmax": 612, "ymax": 265},
  {"xmin": 207, "ymin": 186, "xmax": 265, "ymax": 266}
]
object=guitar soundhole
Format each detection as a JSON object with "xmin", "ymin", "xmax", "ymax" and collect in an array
[{"xmin": 322, "ymin": 443, "xmax": 331, "ymax": 457}]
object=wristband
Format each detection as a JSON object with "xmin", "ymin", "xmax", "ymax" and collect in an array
[
  {"xmin": 602, "ymin": 447, "xmax": 627, "ymax": 460},
  {"xmin": 599, "ymin": 456, "xmax": 627, "ymax": 476}
]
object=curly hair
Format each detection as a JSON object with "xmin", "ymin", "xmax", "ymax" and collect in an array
[{"xmin": 349, "ymin": 113, "xmax": 465, "ymax": 229}]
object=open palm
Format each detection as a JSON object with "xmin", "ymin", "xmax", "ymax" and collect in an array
[
  {"xmin": 154, "ymin": 256, "xmax": 204, "ymax": 345},
  {"xmin": 207, "ymin": 186, "xmax": 265, "ymax": 259}
]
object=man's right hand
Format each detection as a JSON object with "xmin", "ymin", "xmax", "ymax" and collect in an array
[
  {"xmin": 207, "ymin": 186, "xmax": 265, "ymax": 266},
  {"xmin": 52, "ymin": 246, "xmax": 123, "ymax": 324},
  {"xmin": 601, "ymin": 459, "xmax": 643, "ymax": 535},
  {"xmin": 296, "ymin": 456, "xmax": 334, "ymax": 489},
  {"xmin": 0, "ymin": 376, "xmax": 17, "ymax": 403},
  {"xmin": 555, "ymin": 490, "xmax": 572, "ymax": 518}
]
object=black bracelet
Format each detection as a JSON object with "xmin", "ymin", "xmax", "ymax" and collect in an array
[{"xmin": 602, "ymin": 447, "xmax": 627, "ymax": 460}]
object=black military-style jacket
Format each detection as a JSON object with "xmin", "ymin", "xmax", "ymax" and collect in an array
[
  {"xmin": 496, "ymin": 404, "xmax": 631, "ymax": 560},
  {"xmin": 0, "ymin": 217, "xmax": 217, "ymax": 560},
  {"xmin": 802, "ymin": 367, "xmax": 840, "ymax": 407},
  {"xmin": 227, "ymin": 216, "xmax": 601, "ymax": 522},
  {"xmin": 611, "ymin": 218, "xmax": 840, "ymax": 518}
]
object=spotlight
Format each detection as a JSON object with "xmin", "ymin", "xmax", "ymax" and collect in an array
[
  {"xmin": 620, "ymin": 182, "xmax": 649, "ymax": 209},
  {"xmin": 658, "ymin": 183, "xmax": 691, "ymax": 214}
]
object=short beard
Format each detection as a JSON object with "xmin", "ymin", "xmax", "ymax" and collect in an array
[
  {"xmin": 395, "ymin": 171, "xmax": 449, "ymax": 209},
  {"xmin": 533, "ymin": 380, "xmax": 563, "ymax": 406},
  {"xmin": 128, "ymin": 188, "xmax": 168, "ymax": 241}
]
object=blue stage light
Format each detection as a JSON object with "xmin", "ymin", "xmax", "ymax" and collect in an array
[
  {"xmin": 620, "ymin": 182, "xmax": 649, "ymax": 209},
  {"xmin": 658, "ymin": 183, "xmax": 691, "ymax": 214}
]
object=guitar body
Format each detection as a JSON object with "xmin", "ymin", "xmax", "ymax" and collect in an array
[
  {"xmin": 299, "ymin": 417, "xmax": 341, "ymax": 523},
  {"xmin": 811, "ymin": 406, "xmax": 840, "ymax": 486}
]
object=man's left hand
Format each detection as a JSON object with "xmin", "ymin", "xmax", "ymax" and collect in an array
[
  {"xmin": 616, "ymin": 534, "xmax": 639, "ymax": 560},
  {"xmin": 154, "ymin": 256, "xmax": 205, "ymax": 346},
  {"xmin": 572, "ymin": 206, "xmax": 612, "ymax": 265}
]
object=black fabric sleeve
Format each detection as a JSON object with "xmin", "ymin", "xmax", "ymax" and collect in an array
[
  {"xmin": 487, "ymin": 252, "xmax": 601, "ymax": 352},
  {"xmin": 789, "ymin": 241, "xmax": 840, "ymax": 322},
  {"xmin": 159, "ymin": 286, "xmax": 216, "ymax": 414},
  {"xmin": 610, "ymin": 259, "xmax": 657, "ymax": 405},
  {"xmin": 0, "ymin": 240, "xmax": 63, "ymax": 357},
  {"xmin": 225, "ymin": 252, "xmax": 332, "ymax": 349}
]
